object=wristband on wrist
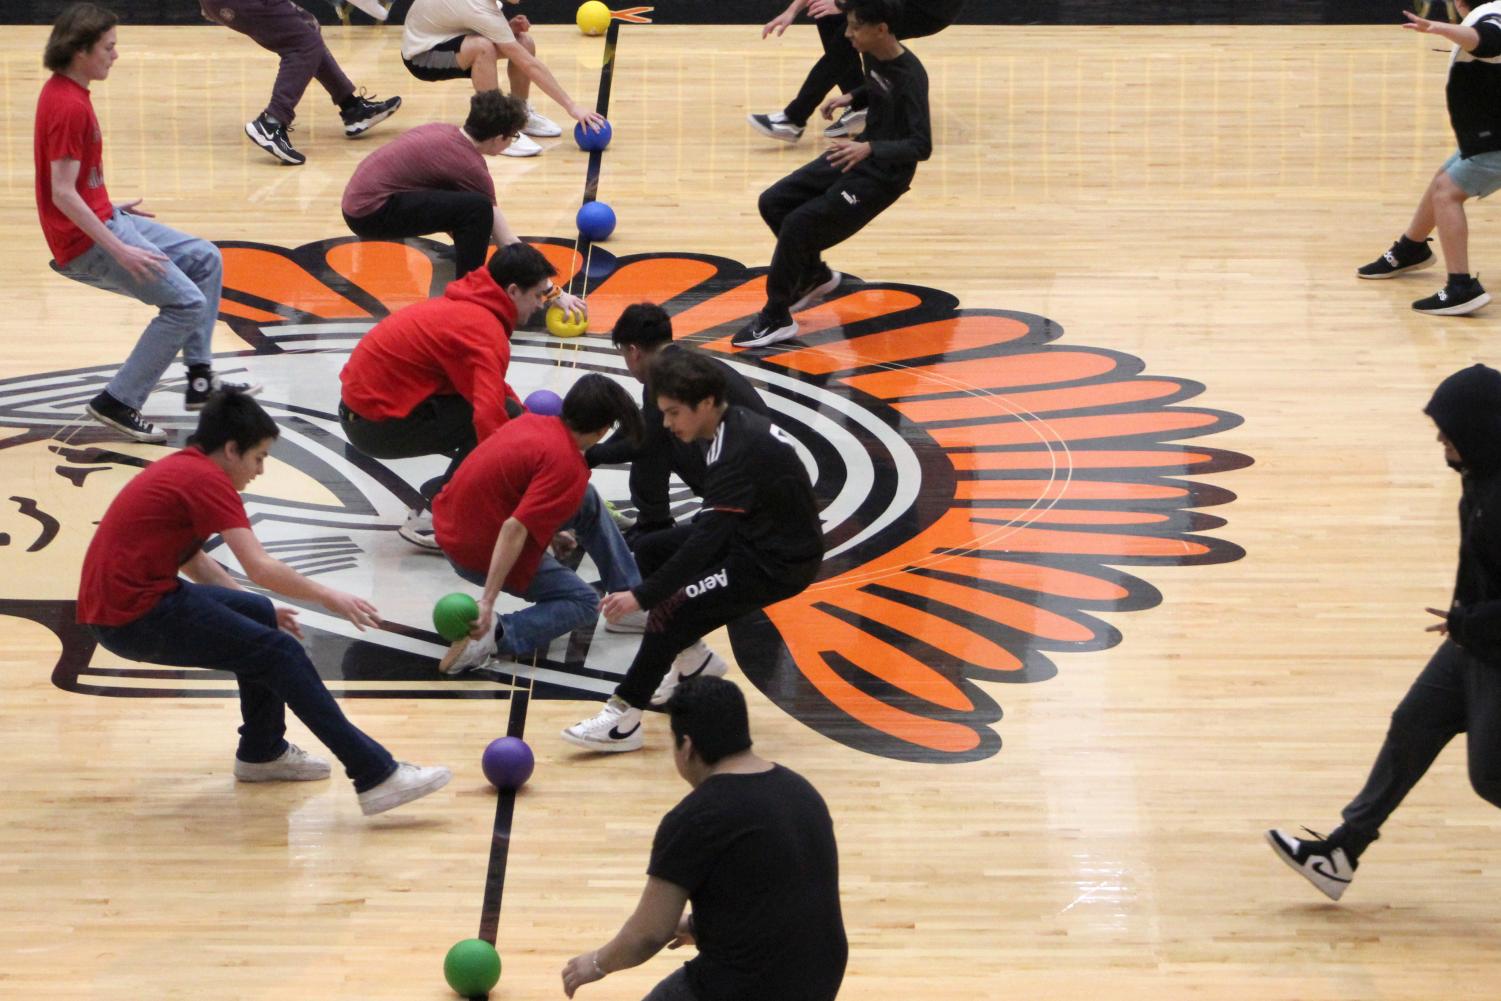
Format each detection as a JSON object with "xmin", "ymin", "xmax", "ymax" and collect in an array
[{"xmin": 591, "ymin": 951, "xmax": 606, "ymax": 978}]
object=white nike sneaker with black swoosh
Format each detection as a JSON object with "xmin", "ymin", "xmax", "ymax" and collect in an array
[
  {"xmin": 562, "ymin": 697, "xmax": 644, "ymax": 752},
  {"xmin": 1265, "ymin": 827, "xmax": 1357, "ymax": 901},
  {"xmin": 650, "ymin": 640, "xmax": 729, "ymax": 707}
]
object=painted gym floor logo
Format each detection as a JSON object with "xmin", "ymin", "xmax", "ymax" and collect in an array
[{"xmin": 0, "ymin": 237, "xmax": 1250, "ymax": 763}]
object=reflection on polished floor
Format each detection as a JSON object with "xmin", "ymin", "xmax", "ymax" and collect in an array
[{"xmin": 2, "ymin": 21, "xmax": 1499, "ymax": 1001}]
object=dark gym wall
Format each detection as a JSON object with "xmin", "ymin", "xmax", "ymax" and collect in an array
[{"xmin": 7, "ymin": 0, "xmax": 1416, "ymax": 25}]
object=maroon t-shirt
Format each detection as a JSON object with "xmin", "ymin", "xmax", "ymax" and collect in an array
[
  {"xmin": 77, "ymin": 448, "xmax": 251, "ymax": 626},
  {"xmin": 342, "ymin": 122, "xmax": 496, "ymax": 218}
]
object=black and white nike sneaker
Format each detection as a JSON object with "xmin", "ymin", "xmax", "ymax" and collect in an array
[
  {"xmin": 1265, "ymin": 827, "xmax": 1357, "ymax": 901},
  {"xmin": 562, "ymin": 697, "xmax": 644, "ymax": 752},
  {"xmin": 650, "ymin": 640, "xmax": 729, "ymax": 706}
]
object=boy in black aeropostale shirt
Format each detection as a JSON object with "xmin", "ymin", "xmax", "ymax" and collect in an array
[{"xmin": 562, "ymin": 677, "xmax": 847, "ymax": 1001}]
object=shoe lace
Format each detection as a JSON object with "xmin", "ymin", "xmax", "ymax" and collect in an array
[{"xmin": 1299, "ymin": 826, "xmax": 1328, "ymax": 841}]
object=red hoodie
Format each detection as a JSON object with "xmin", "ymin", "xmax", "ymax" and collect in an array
[{"xmin": 340, "ymin": 267, "xmax": 523, "ymax": 442}]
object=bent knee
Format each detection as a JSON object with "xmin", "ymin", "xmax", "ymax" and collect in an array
[
  {"xmin": 462, "ymin": 35, "xmax": 500, "ymax": 60},
  {"xmin": 517, "ymin": 32, "xmax": 537, "ymax": 54},
  {"xmin": 1471, "ymin": 769, "xmax": 1501, "ymax": 809}
]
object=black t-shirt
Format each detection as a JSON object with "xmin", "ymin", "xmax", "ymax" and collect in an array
[{"xmin": 648, "ymin": 765, "xmax": 847, "ymax": 1001}]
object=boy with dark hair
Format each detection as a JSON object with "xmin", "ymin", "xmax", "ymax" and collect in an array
[
  {"xmin": 1268, "ymin": 364, "xmax": 1501, "ymax": 900},
  {"xmin": 338, "ymin": 242, "xmax": 586, "ymax": 549},
  {"xmin": 751, "ymin": 0, "xmax": 962, "ymax": 143},
  {"xmin": 36, "ymin": 3, "xmax": 257, "ymax": 445},
  {"xmin": 343, "ymin": 90, "xmax": 532, "ymax": 278},
  {"xmin": 400, "ymin": 0, "xmax": 606, "ymax": 158},
  {"xmin": 734, "ymin": 0, "xmax": 932, "ymax": 348},
  {"xmin": 201, "ymin": 0, "xmax": 400, "ymax": 166},
  {"xmin": 587, "ymin": 305, "xmax": 769, "ymax": 538},
  {"xmin": 561, "ymin": 677, "xmax": 847, "ymax": 1001},
  {"xmin": 1356, "ymin": 4, "xmax": 1501, "ymax": 314},
  {"xmin": 434, "ymin": 374, "xmax": 648, "ymax": 672},
  {"xmin": 79, "ymin": 391, "xmax": 451, "ymax": 816},
  {"xmin": 563, "ymin": 350, "xmax": 824, "ymax": 752}
]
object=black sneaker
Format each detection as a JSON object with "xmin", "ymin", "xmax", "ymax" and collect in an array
[
  {"xmin": 341, "ymin": 92, "xmax": 401, "ymax": 138},
  {"xmin": 1265, "ymin": 827, "xmax": 1357, "ymax": 901},
  {"xmin": 747, "ymin": 113, "xmax": 804, "ymax": 144},
  {"xmin": 1412, "ymin": 275, "xmax": 1490, "ymax": 316},
  {"xmin": 1357, "ymin": 239, "xmax": 1434, "ymax": 279},
  {"xmin": 184, "ymin": 370, "xmax": 264, "ymax": 411},
  {"xmin": 245, "ymin": 113, "xmax": 305, "ymax": 165},
  {"xmin": 790, "ymin": 267, "xmax": 843, "ymax": 312},
  {"xmin": 731, "ymin": 311, "xmax": 799, "ymax": 349},
  {"xmin": 823, "ymin": 108, "xmax": 867, "ymax": 138},
  {"xmin": 85, "ymin": 391, "xmax": 167, "ymax": 444}
]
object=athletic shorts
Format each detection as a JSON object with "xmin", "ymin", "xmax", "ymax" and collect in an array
[
  {"xmin": 402, "ymin": 35, "xmax": 469, "ymax": 82},
  {"xmin": 1442, "ymin": 149, "xmax": 1501, "ymax": 199}
]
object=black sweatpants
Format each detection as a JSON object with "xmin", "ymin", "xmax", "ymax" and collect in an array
[
  {"xmin": 615, "ymin": 524, "xmax": 819, "ymax": 709},
  {"xmin": 344, "ymin": 189, "xmax": 494, "ymax": 278},
  {"xmin": 782, "ymin": 8, "xmax": 954, "ymax": 127},
  {"xmin": 340, "ymin": 395, "xmax": 477, "ymax": 503},
  {"xmin": 1339, "ymin": 639, "xmax": 1501, "ymax": 851},
  {"xmin": 758, "ymin": 157, "xmax": 907, "ymax": 315}
]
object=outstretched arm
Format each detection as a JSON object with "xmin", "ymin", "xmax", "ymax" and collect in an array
[
  {"xmin": 1402, "ymin": 10, "xmax": 1482, "ymax": 51},
  {"xmin": 220, "ymin": 527, "xmax": 381, "ymax": 630},
  {"xmin": 561, "ymin": 877, "xmax": 689, "ymax": 998},
  {"xmin": 496, "ymin": 39, "xmax": 607, "ymax": 130}
]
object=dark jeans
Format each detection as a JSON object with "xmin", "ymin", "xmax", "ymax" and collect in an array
[
  {"xmin": 90, "ymin": 583, "xmax": 396, "ymax": 792},
  {"xmin": 341, "ymin": 396, "xmax": 479, "ymax": 504},
  {"xmin": 1339, "ymin": 639, "xmax": 1501, "ymax": 851},
  {"xmin": 344, "ymin": 190, "xmax": 495, "ymax": 278},
  {"xmin": 615, "ymin": 525, "xmax": 819, "ymax": 709},
  {"xmin": 642, "ymin": 968, "xmax": 700, "ymax": 1001},
  {"xmin": 757, "ymin": 157, "xmax": 907, "ymax": 315},
  {"xmin": 782, "ymin": 8, "xmax": 955, "ymax": 126},
  {"xmin": 204, "ymin": 0, "xmax": 355, "ymax": 123}
]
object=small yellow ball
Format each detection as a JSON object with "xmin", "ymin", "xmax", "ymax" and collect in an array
[
  {"xmin": 546, "ymin": 305, "xmax": 590, "ymax": 338},
  {"xmin": 576, "ymin": 1, "xmax": 611, "ymax": 35}
]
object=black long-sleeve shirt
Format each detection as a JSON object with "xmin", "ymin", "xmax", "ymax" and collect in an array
[
  {"xmin": 848, "ymin": 46, "xmax": 931, "ymax": 186},
  {"xmin": 632, "ymin": 406, "xmax": 823, "ymax": 610}
]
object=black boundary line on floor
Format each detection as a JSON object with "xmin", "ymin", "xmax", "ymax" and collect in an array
[{"xmin": 471, "ymin": 15, "xmax": 624, "ymax": 966}]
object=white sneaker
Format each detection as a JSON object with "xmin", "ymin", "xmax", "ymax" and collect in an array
[
  {"xmin": 561, "ymin": 697, "xmax": 644, "ymax": 752},
  {"xmin": 605, "ymin": 608, "xmax": 649, "ymax": 634},
  {"xmin": 342, "ymin": 0, "xmax": 391, "ymax": 20},
  {"xmin": 522, "ymin": 105, "xmax": 562, "ymax": 138},
  {"xmin": 438, "ymin": 615, "xmax": 499, "ymax": 675},
  {"xmin": 358, "ymin": 762, "xmax": 452, "ymax": 816},
  {"xmin": 790, "ymin": 269, "xmax": 843, "ymax": 312},
  {"xmin": 234, "ymin": 742, "xmax": 331, "ymax": 782},
  {"xmin": 398, "ymin": 508, "xmax": 440, "ymax": 551},
  {"xmin": 502, "ymin": 133, "xmax": 544, "ymax": 158},
  {"xmin": 650, "ymin": 640, "xmax": 729, "ymax": 707},
  {"xmin": 1265, "ymin": 828, "xmax": 1358, "ymax": 901}
]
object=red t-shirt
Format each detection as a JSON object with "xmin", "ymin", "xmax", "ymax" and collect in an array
[
  {"xmin": 77, "ymin": 448, "xmax": 251, "ymax": 626},
  {"xmin": 35, "ymin": 73, "xmax": 112, "ymax": 266},
  {"xmin": 433, "ymin": 414, "xmax": 588, "ymax": 593}
]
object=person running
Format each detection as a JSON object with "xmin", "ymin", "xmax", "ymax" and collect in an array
[
  {"xmin": 586, "ymin": 303, "xmax": 769, "ymax": 541},
  {"xmin": 734, "ymin": 0, "xmax": 932, "ymax": 349},
  {"xmin": 563, "ymin": 349, "xmax": 824, "ymax": 752},
  {"xmin": 1267, "ymin": 364, "xmax": 1501, "ymax": 900},
  {"xmin": 400, "ymin": 0, "xmax": 605, "ymax": 157},
  {"xmin": 750, "ymin": 0, "xmax": 962, "ymax": 144},
  {"xmin": 338, "ymin": 242, "xmax": 585, "ymax": 550},
  {"xmin": 432, "ymin": 375, "xmax": 647, "ymax": 673},
  {"xmin": 199, "ymin": 0, "xmax": 400, "ymax": 166},
  {"xmin": 79, "ymin": 391, "xmax": 451, "ymax": 816},
  {"xmin": 36, "ymin": 3, "xmax": 257, "ymax": 445},
  {"xmin": 342, "ymin": 91, "xmax": 531, "ymax": 279},
  {"xmin": 1355, "ymin": 3, "xmax": 1501, "ymax": 315},
  {"xmin": 561, "ymin": 677, "xmax": 847, "ymax": 1001}
]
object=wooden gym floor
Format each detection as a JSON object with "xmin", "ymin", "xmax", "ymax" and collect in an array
[{"xmin": 1, "ymin": 20, "xmax": 1499, "ymax": 1001}]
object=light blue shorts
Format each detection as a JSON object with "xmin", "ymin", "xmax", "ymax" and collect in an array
[{"xmin": 1442, "ymin": 149, "xmax": 1501, "ymax": 198}]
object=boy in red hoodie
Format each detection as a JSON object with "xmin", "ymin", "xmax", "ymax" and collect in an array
[{"xmin": 338, "ymin": 243, "xmax": 584, "ymax": 549}]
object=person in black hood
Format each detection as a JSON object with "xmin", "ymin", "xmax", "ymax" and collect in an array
[{"xmin": 1266, "ymin": 363, "xmax": 1501, "ymax": 901}]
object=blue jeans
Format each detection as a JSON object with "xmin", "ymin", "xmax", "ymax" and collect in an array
[
  {"xmin": 449, "ymin": 485, "xmax": 642, "ymax": 655},
  {"xmin": 56, "ymin": 210, "xmax": 222, "ymax": 410},
  {"xmin": 90, "ymin": 583, "xmax": 397, "ymax": 792}
]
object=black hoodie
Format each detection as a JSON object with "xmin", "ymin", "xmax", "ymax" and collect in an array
[{"xmin": 1425, "ymin": 364, "xmax": 1501, "ymax": 663}]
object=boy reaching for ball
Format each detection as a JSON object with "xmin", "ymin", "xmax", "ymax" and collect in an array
[
  {"xmin": 338, "ymin": 242, "xmax": 584, "ymax": 550},
  {"xmin": 78, "ymin": 391, "xmax": 450, "ymax": 816}
]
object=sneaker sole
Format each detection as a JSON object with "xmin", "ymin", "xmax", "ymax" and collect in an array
[
  {"xmin": 1413, "ymin": 291, "xmax": 1491, "ymax": 316},
  {"xmin": 560, "ymin": 727, "xmax": 645, "ymax": 753},
  {"xmin": 342, "ymin": 0, "xmax": 391, "ymax": 19},
  {"xmin": 651, "ymin": 651, "xmax": 729, "ymax": 706},
  {"xmin": 501, "ymin": 146, "xmax": 544, "ymax": 158},
  {"xmin": 359, "ymin": 768, "xmax": 452, "ymax": 816},
  {"xmin": 438, "ymin": 636, "xmax": 486, "ymax": 674},
  {"xmin": 790, "ymin": 271, "xmax": 843, "ymax": 312},
  {"xmin": 344, "ymin": 102, "xmax": 400, "ymax": 137},
  {"xmin": 185, "ymin": 381, "xmax": 264, "ymax": 412},
  {"xmin": 85, "ymin": 404, "xmax": 167, "ymax": 444},
  {"xmin": 234, "ymin": 764, "xmax": 331, "ymax": 782},
  {"xmin": 522, "ymin": 123, "xmax": 563, "ymax": 138},
  {"xmin": 397, "ymin": 524, "xmax": 442, "ymax": 551},
  {"xmin": 1356, "ymin": 257, "xmax": 1435, "ymax": 279},
  {"xmin": 604, "ymin": 620, "xmax": 647, "ymax": 634},
  {"xmin": 746, "ymin": 114, "xmax": 803, "ymax": 144},
  {"xmin": 732, "ymin": 322, "xmax": 799, "ymax": 349},
  {"xmin": 1263, "ymin": 830, "xmax": 1349, "ymax": 901},
  {"xmin": 244, "ymin": 123, "xmax": 304, "ymax": 165}
]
